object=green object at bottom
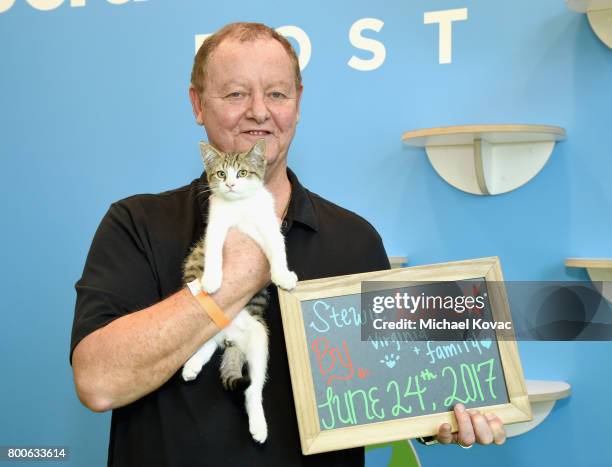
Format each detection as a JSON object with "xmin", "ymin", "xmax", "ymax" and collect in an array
[{"xmin": 365, "ymin": 440, "xmax": 421, "ymax": 467}]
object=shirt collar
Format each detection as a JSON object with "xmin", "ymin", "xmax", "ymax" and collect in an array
[
  {"xmin": 196, "ymin": 167, "xmax": 319, "ymax": 232},
  {"xmin": 285, "ymin": 168, "xmax": 319, "ymax": 232}
]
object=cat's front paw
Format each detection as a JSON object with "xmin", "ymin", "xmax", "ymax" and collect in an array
[
  {"xmin": 202, "ymin": 271, "xmax": 222, "ymax": 294},
  {"xmin": 271, "ymin": 269, "xmax": 298, "ymax": 290},
  {"xmin": 249, "ymin": 416, "xmax": 268, "ymax": 444},
  {"xmin": 182, "ymin": 362, "xmax": 201, "ymax": 382}
]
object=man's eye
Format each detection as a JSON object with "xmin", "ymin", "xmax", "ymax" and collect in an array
[
  {"xmin": 237, "ymin": 169, "xmax": 248, "ymax": 178},
  {"xmin": 270, "ymin": 91, "xmax": 286, "ymax": 100},
  {"xmin": 216, "ymin": 171, "xmax": 226, "ymax": 179},
  {"xmin": 226, "ymin": 91, "xmax": 244, "ymax": 99}
]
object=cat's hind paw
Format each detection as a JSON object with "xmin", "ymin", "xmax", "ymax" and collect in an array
[
  {"xmin": 272, "ymin": 270, "xmax": 297, "ymax": 291},
  {"xmin": 249, "ymin": 417, "xmax": 268, "ymax": 444}
]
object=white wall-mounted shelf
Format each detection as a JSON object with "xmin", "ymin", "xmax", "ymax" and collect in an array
[
  {"xmin": 506, "ymin": 380, "xmax": 571, "ymax": 437},
  {"xmin": 567, "ymin": 0, "xmax": 612, "ymax": 48},
  {"xmin": 389, "ymin": 256, "xmax": 408, "ymax": 269},
  {"xmin": 565, "ymin": 258, "xmax": 612, "ymax": 301},
  {"xmin": 402, "ymin": 125, "xmax": 566, "ymax": 196}
]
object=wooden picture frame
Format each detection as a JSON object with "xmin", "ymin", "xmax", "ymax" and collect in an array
[{"xmin": 277, "ymin": 256, "xmax": 531, "ymax": 455}]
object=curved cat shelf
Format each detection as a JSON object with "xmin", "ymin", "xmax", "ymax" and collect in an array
[{"xmin": 402, "ymin": 124, "xmax": 566, "ymax": 196}]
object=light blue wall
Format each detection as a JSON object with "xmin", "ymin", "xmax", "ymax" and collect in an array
[{"xmin": 1, "ymin": 0, "xmax": 610, "ymax": 466}]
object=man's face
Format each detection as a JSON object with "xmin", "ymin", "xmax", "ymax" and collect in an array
[{"xmin": 193, "ymin": 38, "xmax": 302, "ymax": 175}]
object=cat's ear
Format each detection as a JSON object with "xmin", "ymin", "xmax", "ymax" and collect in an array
[
  {"xmin": 247, "ymin": 139, "xmax": 267, "ymax": 170},
  {"xmin": 199, "ymin": 142, "xmax": 221, "ymax": 169}
]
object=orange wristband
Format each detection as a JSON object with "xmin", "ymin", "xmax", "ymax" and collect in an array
[{"xmin": 186, "ymin": 280, "xmax": 231, "ymax": 329}]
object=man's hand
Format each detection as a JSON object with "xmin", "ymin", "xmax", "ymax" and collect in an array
[
  {"xmin": 214, "ymin": 227, "xmax": 271, "ymax": 318},
  {"xmin": 436, "ymin": 403, "xmax": 506, "ymax": 447}
]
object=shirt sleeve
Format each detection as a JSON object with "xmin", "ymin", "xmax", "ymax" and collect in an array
[
  {"xmin": 349, "ymin": 214, "xmax": 391, "ymax": 274},
  {"xmin": 364, "ymin": 227, "xmax": 391, "ymax": 272},
  {"xmin": 371, "ymin": 230, "xmax": 391, "ymax": 271},
  {"xmin": 69, "ymin": 200, "xmax": 161, "ymax": 366}
]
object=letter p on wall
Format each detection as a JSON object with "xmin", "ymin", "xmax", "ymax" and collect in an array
[
  {"xmin": 195, "ymin": 25, "xmax": 312, "ymax": 71},
  {"xmin": 424, "ymin": 8, "xmax": 468, "ymax": 64}
]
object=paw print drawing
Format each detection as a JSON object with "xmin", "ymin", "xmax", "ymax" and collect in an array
[{"xmin": 380, "ymin": 354, "xmax": 400, "ymax": 369}]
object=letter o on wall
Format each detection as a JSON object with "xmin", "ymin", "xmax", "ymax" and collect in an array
[
  {"xmin": 275, "ymin": 25, "xmax": 312, "ymax": 71},
  {"xmin": 0, "ymin": 0, "xmax": 16, "ymax": 13}
]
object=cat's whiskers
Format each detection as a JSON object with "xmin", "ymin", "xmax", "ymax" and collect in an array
[{"xmin": 195, "ymin": 187, "xmax": 216, "ymax": 198}]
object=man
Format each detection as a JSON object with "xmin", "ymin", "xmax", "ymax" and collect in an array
[{"xmin": 70, "ymin": 22, "xmax": 505, "ymax": 467}]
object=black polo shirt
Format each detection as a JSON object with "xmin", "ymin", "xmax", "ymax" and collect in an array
[{"xmin": 70, "ymin": 168, "xmax": 390, "ymax": 467}]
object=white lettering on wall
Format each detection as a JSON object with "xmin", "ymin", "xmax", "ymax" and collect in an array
[
  {"xmin": 423, "ymin": 8, "xmax": 468, "ymax": 64},
  {"xmin": 194, "ymin": 34, "xmax": 212, "ymax": 53},
  {"xmin": 1, "ymin": 0, "xmax": 139, "ymax": 13},
  {"xmin": 26, "ymin": 0, "xmax": 64, "ymax": 10},
  {"xmin": 195, "ymin": 26, "xmax": 312, "ymax": 71},
  {"xmin": 347, "ymin": 18, "xmax": 385, "ymax": 71},
  {"xmin": 0, "ymin": 0, "xmax": 16, "ymax": 14},
  {"xmin": 275, "ymin": 25, "xmax": 311, "ymax": 70}
]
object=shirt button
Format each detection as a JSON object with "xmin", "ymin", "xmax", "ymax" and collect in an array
[{"xmin": 281, "ymin": 220, "xmax": 288, "ymax": 232}]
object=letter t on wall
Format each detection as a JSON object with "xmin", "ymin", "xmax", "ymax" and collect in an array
[{"xmin": 424, "ymin": 8, "xmax": 468, "ymax": 64}]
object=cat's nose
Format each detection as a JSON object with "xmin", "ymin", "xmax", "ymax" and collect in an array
[{"xmin": 226, "ymin": 182, "xmax": 235, "ymax": 188}]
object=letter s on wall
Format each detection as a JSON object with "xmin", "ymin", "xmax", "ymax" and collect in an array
[{"xmin": 348, "ymin": 18, "xmax": 386, "ymax": 71}]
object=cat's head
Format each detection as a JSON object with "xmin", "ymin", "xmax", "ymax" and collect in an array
[{"xmin": 199, "ymin": 139, "xmax": 267, "ymax": 199}]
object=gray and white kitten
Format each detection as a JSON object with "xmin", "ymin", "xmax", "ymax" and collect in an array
[{"xmin": 181, "ymin": 139, "xmax": 297, "ymax": 444}]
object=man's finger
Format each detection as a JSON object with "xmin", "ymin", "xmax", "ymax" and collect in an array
[
  {"xmin": 469, "ymin": 410, "xmax": 493, "ymax": 445},
  {"xmin": 485, "ymin": 413, "xmax": 507, "ymax": 445},
  {"xmin": 454, "ymin": 403, "xmax": 475, "ymax": 447},
  {"xmin": 436, "ymin": 423, "xmax": 454, "ymax": 444}
]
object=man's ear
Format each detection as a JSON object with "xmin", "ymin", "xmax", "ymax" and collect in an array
[
  {"xmin": 295, "ymin": 84, "xmax": 303, "ymax": 123},
  {"xmin": 189, "ymin": 85, "xmax": 204, "ymax": 125},
  {"xmin": 199, "ymin": 142, "xmax": 220, "ymax": 168}
]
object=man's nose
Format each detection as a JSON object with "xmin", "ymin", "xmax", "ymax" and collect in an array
[{"xmin": 246, "ymin": 92, "xmax": 270, "ymax": 123}]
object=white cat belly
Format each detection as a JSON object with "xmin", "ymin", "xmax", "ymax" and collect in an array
[{"xmin": 202, "ymin": 188, "xmax": 297, "ymax": 293}]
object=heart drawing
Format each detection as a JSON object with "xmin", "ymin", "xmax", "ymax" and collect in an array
[{"xmin": 480, "ymin": 338, "xmax": 492, "ymax": 349}]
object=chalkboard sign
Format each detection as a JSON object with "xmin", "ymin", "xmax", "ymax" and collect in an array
[{"xmin": 278, "ymin": 257, "xmax": 531, "ymax": 455}]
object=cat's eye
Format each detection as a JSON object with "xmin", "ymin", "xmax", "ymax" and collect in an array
[
  {"xmin": 237, "ymin": 169, "xmax": 248, "ymax": 178},
  {"xmin": 216, "ymin": 170, "xmax": 226, "ymax": 179}
]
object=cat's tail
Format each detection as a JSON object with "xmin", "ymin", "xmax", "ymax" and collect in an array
[{"xmin": 220, "ymin": 343, "xmax": 249, "ymax": 390}]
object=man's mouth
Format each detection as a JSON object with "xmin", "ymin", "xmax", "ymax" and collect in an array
[{"xmin": 244, "ymin": 130, "xmax": 271, "ymax": 136}]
